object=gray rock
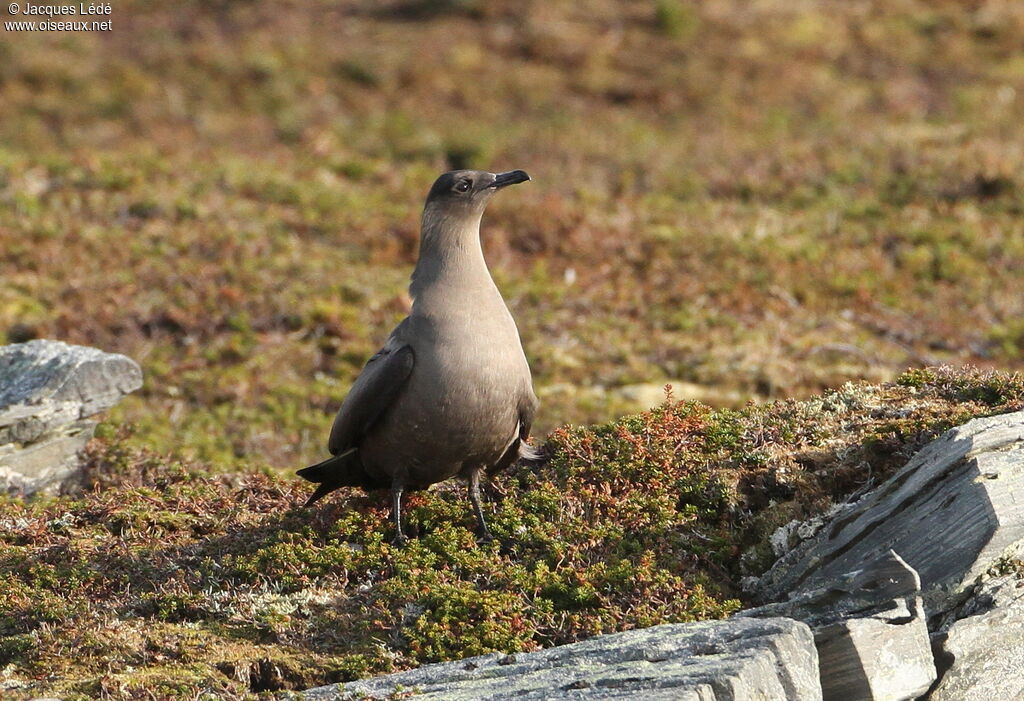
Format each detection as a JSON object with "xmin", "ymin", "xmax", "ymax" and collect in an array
[
  {"xmin": 765, "ymin": 502, "xmax": 856, "ymax": 564},
  {"xmin": 0, "ymin": 340, "xmax": 142, "ymax": 495},
  {"xmin": 0, "ymin": 422, "xmax": 96, "ymax": 496},
  {"xmin": 303, "ymin": 617, "xmax": 822, "ymax": 700},
  {"xmin": 754, "ymin": 410, "xmax": 1024, "ymax": 619},
  {"xmin": 814, "ymin": 597, "xmax": 933, "ymax": 701},
  {"xmin": 927, "ymin": 573, "xmax": 1024, "ymax": 700},
  {"xmin": 741, "ymin": 550, "xmax": 936, "ymax": 701}
]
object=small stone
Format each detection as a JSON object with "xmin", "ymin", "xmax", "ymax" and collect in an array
[
  {"xmin": 814, "ymin": 597, "xmax": 934, "ymax": 701},
  {"xmin": 0, "ymin": 340, "xmax": 142, "ymax": 496}
]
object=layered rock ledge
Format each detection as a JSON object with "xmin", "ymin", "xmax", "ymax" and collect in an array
[{"xmin": 304, "ymin": 617, "xmax": 822, "ymax": 700}]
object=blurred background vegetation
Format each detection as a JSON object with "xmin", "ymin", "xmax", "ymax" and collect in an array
[{"xmin": 2, "ymin": 0, "xmax": 1024, "ymax": 471}]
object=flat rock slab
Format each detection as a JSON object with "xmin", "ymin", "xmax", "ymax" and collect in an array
[
  {"xmin": 304, "ymin": 618, "xmax": 822, "ymax": 700},
  {"xmin": 0, "ymin": 340, "xmax": 142, "ymax": 495},
  {"xmin": 755, "ymin": 410, "xmax": 1024, "ymax": 618}
]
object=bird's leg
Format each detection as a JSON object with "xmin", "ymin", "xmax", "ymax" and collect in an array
[
  {"xmin": 468, "ymin": 467, "xmax": 493, "ymax": 544},
  {"xmin": 390, "ymin": 483, "xmax": 408, "ymax": 547}
]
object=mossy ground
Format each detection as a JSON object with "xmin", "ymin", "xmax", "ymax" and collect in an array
[{"xmin": 2, "ymin": 367, "xmax": 1022, "ymax": 699}]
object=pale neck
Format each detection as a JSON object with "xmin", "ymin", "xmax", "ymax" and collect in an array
[{"xmin": 409, "ymin": 204, "xmax": 496, "ymax": 303}]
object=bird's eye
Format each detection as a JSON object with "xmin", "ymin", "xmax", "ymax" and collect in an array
[{"xmin": 454, "ymin": 180, "xmax": 471, "ymax": 193}]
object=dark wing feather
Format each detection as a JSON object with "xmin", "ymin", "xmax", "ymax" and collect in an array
[{"xmin": 327, "ymin": 344, "xmax": 414, "ymax": 455}]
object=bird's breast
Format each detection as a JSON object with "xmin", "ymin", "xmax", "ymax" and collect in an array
[
  {"xmin": 356, "ymin": 297, "xmax": 531, "ymax": 485},
  {"xmin": 402, "ymin": 309, "xmax": 528, "ymax": 437}
]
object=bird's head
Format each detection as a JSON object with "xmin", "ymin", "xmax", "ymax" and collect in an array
[{"xmin": 423, "ymin": 169, "xmax": 531, "ymax": 222}]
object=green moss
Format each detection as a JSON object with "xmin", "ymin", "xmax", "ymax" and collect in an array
[
  {"xmin": 918, "ymin": 367, "xmax": 1024, "ymax": 407},
  {"xmin": 0, "ymin": 634, "xmax": 33, "ymax": 666},
  {"xmin": 896, "ymin": 368, "xmax": 939, "ymax": 388},
  {"xmin": 4, "ymin": 368, "xmax": 1019, "ymax": 697},
  {"xmin": 137, "ymin": 592, "xmax": 214, "ymax": 623}
]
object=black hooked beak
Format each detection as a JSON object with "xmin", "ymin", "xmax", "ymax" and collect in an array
[{"xmin": 489, "ymin": 170, "xmax": 531, "ymax": 189}]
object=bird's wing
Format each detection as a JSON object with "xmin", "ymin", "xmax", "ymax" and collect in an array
[{"xmin": 327, "ymin": 339, "xmax": 415, "ymax": 455}]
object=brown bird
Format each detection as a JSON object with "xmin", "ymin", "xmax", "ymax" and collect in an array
[{"xmin": 298, "ymin": 170, "xmax": 539, "ymax": 545}]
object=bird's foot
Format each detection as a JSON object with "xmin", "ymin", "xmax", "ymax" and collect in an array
[{"xmin": 391, "ymin": 532, "xmax": 409, "ymax": 548}]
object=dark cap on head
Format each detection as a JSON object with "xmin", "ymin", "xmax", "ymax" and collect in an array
[{"xmin": 426, "ymin": 169, "xmax": 531, "ymax": 205}]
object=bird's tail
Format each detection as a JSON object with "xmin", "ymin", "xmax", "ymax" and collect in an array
[
  {"xmin": 517, "ymin": 441, "xmax": 546, "ymax": 465},
  {"xmin": 296, "ymin": 447, "xmax": 358, "ymax": 507}
]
